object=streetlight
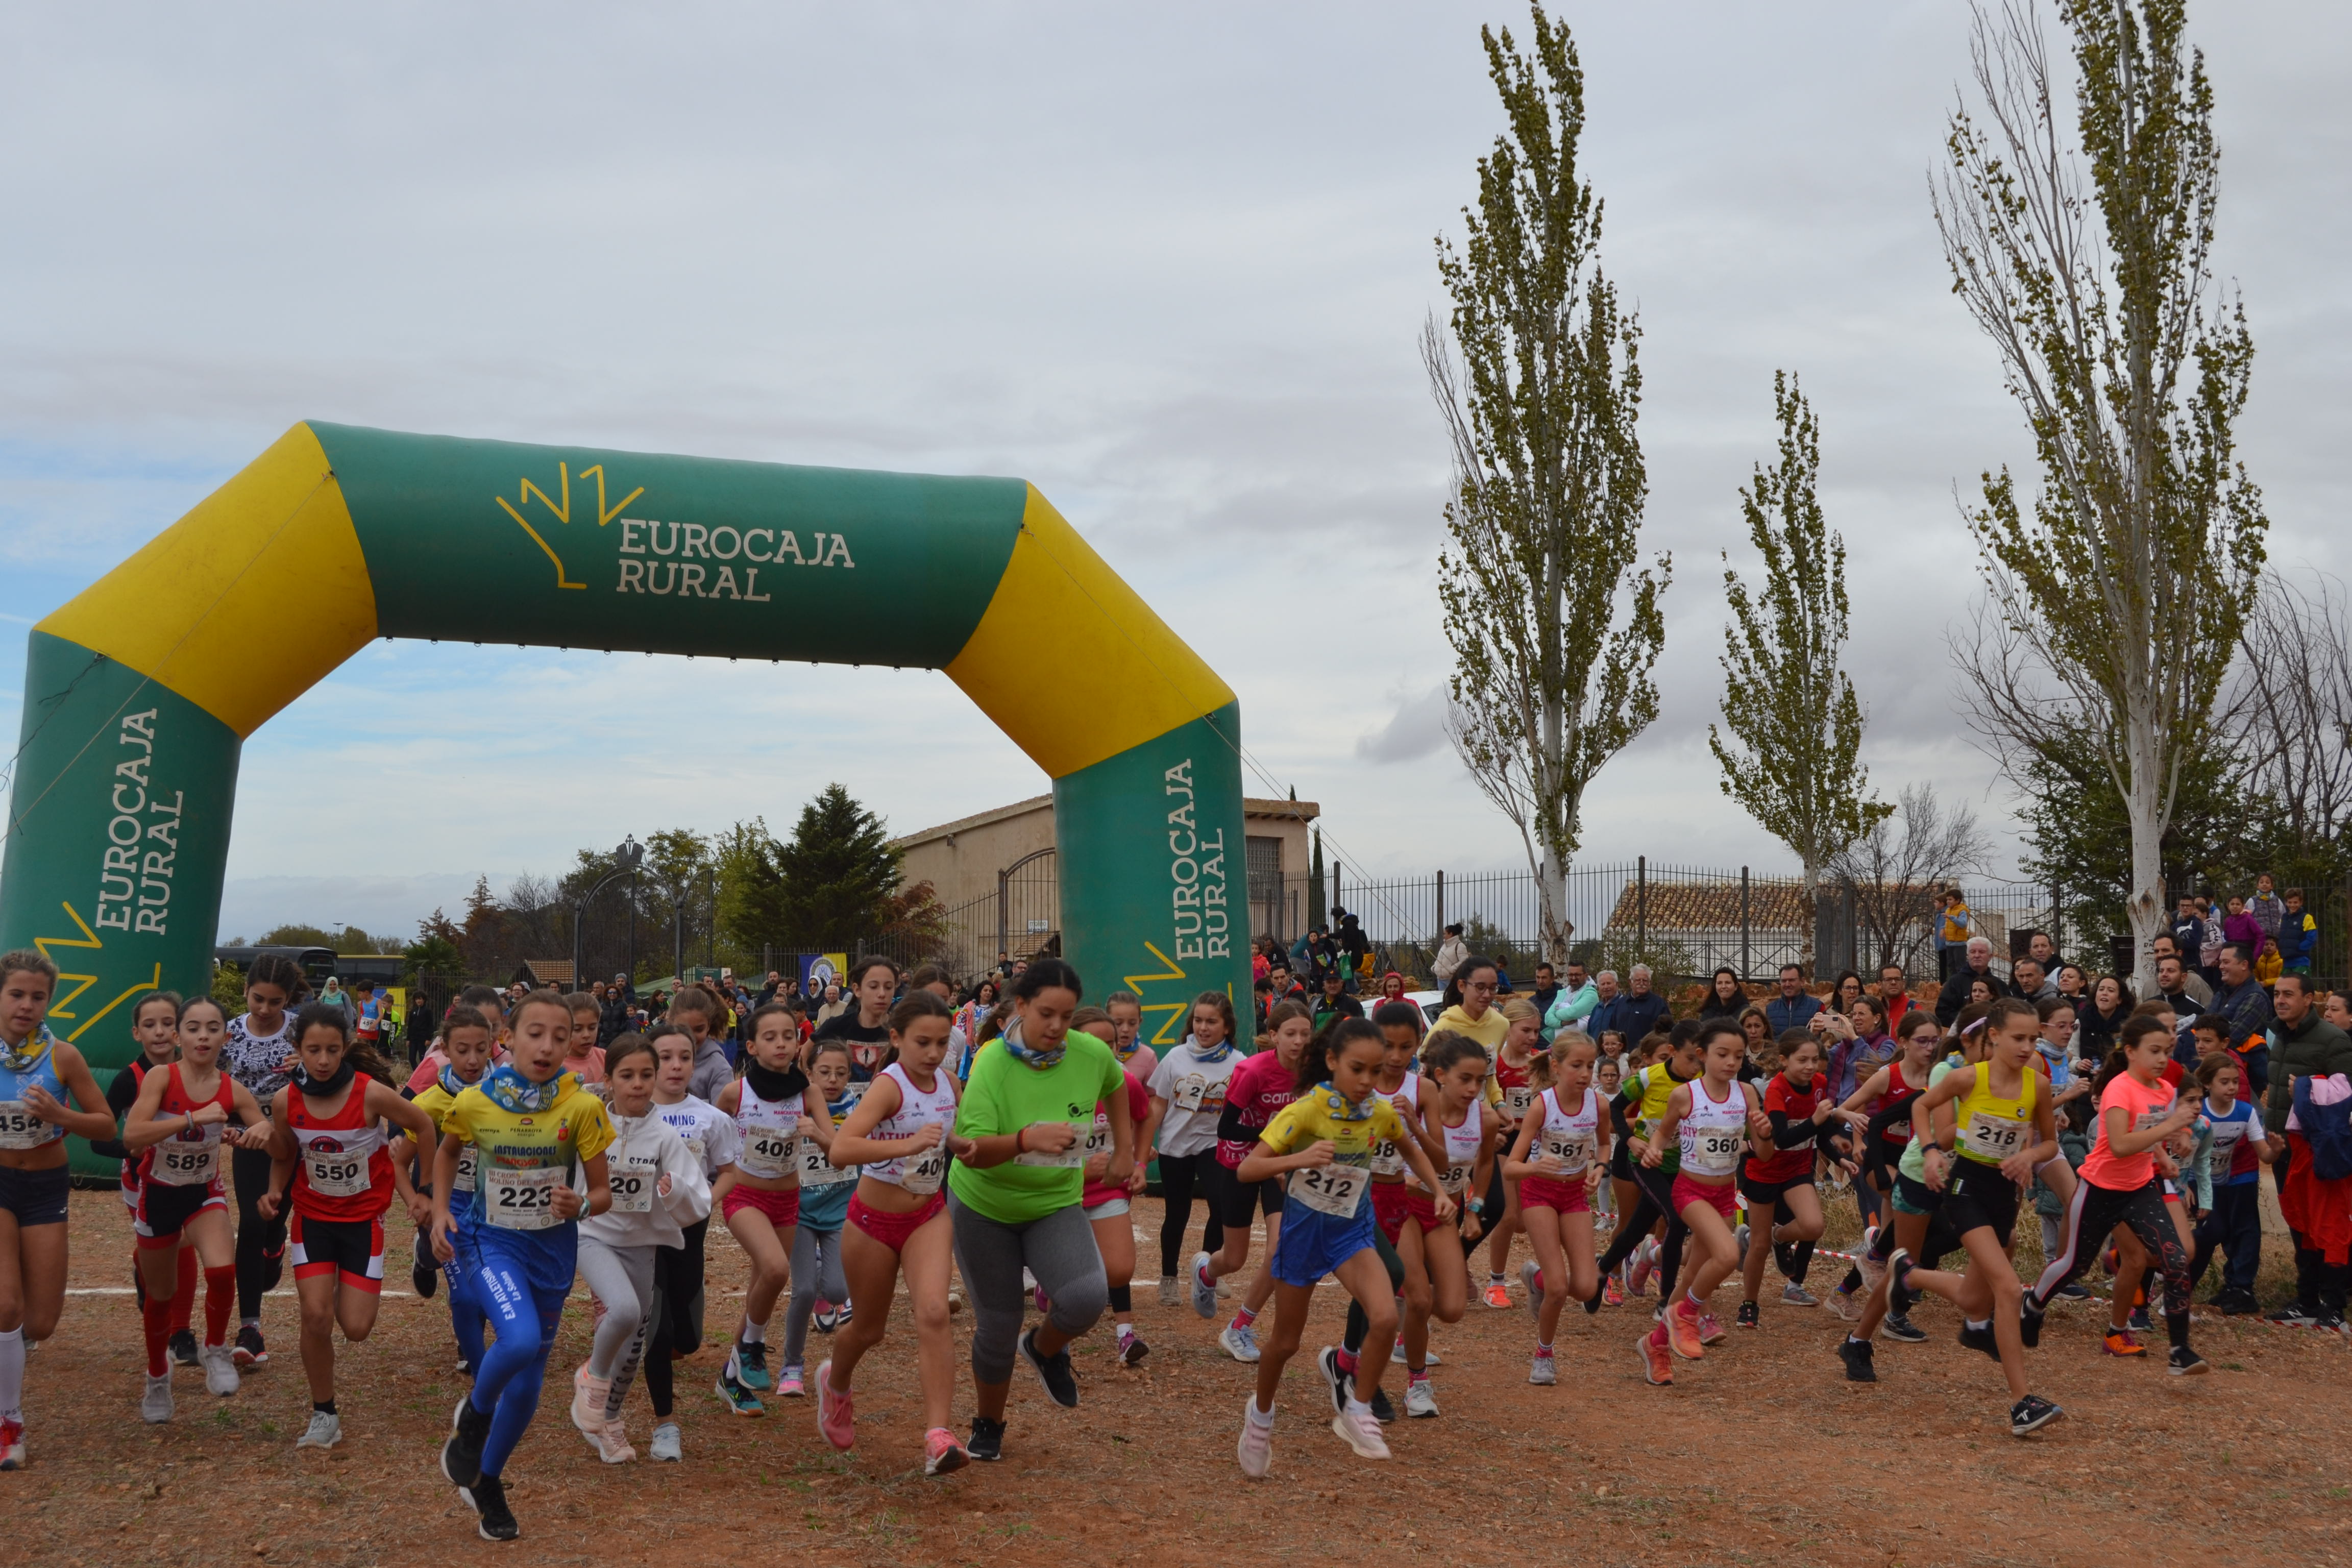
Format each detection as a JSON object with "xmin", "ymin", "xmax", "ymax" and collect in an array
[{"xmin": 573, "ymin": 835, "xmax": 644, "ymax": 991}]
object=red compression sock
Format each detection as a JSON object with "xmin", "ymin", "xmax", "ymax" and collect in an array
[
  {"xmin": 203, "ymin": 1266, "xmax": 236, "ymax": 1348},
  {"xmin": 171, "ymin": 1246, "xmax": 198, "ymax": 1333},
  {"xmin": 142, "ymin": 1295, "xmax": 173, "ymax": 1377}
]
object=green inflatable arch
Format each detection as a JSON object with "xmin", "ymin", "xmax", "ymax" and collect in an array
[{"xmin": 1, "ymin": 422, "xmax": 1248, "ymax": 1085}]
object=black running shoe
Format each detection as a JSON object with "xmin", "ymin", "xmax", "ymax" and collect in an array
[
  {"xmin": 2019, "ymin": 1303, "xmax": 2046, "ymax": 1349},
  {"xmin": 1837, "ymin": 1337, "xmax": 1877, "ymax": 1383},
  {"xmin": 1315, "ymin": 1346, "xmax": 1350, "ymax": 1415},
  {"xmin": 2010, "ymin": 1394, "xmax": 2063, "ymax": 1437},
  {"xmin": 1119, "ymin": 1333, "xmax": 1149, "ymax": 1367},
  {"xmin": 461, "ymin": 1472, "xmax": 520, "ymax": 1541},
  {"xmin": 1018, "ymin": 1327, "xmax": 1079, "ymax": 1409},
  {"xmin": 1957, "ymin": 1321, "xmax": 2000, "ymax": 1361},
  {"xmin": 2126, "ymin": 1306, "xmax": 2152, "ymax": 1333},
  {"xmin": 1735, "ymin": 1300, "xmax": 1759, "ymax": 1329},
  {"xmin": 169, "ymin": 1329, "xmax": 199, "ymax": 1369},
  {"xmin": 233, "ymin": 1324, "xmax": 267, "ymax": 1368},
  {"xmin": 967, "ymin": 1415, "xmax": 1006, "ymax": 1462},
  {"xmin": 2319, "ymin": 1311, "xmax": 2348, "ymax": 1335},
  {"xmin": 412, "ymin": 1252, "xmax": 439, "ymax": 1299},
  {"xmin": 441, "ymin": 1396, "xmax": 491, "ymax": 1489},
  {"xmin": 2214, "ymin": 1287, "xmax": 2260, "ymax": 1317},
  {"xmin": 2267, "ymin": 1301, "xmax": 2323, "ymax": 1328},
  {"xmin": 1369, "ymin": 1386, "xmax": 1396, "ymax": 1425},
  {"xmin": 2167, "ymin": 1346, "xmax": 2210, "ymax": 1378},
  {"xmin": 1882, "ymin": 1313, "xmax": 1928, "ymax": 1344}
]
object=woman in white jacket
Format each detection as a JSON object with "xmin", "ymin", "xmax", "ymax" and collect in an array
[{"xmin": 569, "ymin": 1034, "xmax": 710, "ymax": 1462}]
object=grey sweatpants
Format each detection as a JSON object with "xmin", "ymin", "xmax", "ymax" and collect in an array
[
  {"xmin": 578, "ymin": 1235, "xmax": 658, "ymax": 1421},
  {"xmin": 947, "ymin": 1190, "xmax": 1108, "ymax": 1385},
  {"xmin": 782, "ymin": 1223, "xmax": 848, "ymax": 1367}
]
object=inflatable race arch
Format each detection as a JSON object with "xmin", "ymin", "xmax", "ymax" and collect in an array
[{"xmin": 1, "ymin": 422, "xmax": 1250, "ymax": 1076}]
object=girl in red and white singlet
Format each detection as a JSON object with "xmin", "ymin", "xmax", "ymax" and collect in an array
[
  {"xmin": 1638, "ymin": 1018, "xmax": 1769, "ymax": 1386},
  {"xmin": 1476, "ymin": 998, "xmax": 1541, "ymax": 1308},
  {"xmin": 1504, "ymin": 1028, "xmax": 1610, "ymax": 1385},
  {"xmin": 1395, "ymin": 1032, "xmax": 1498, "ymax": 1416},
  {"xmin": 707, "ymin": 1003, "xmax": 812, "ymax": 1414},
  {"xmin": 87, "ymin": 995, "xmax": 197, "ymax": 1382}
]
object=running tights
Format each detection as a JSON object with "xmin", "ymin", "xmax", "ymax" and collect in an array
[
  {"xmin": 464, "ymin": 1250, "xmax": 567, "ymax": 1478},
  {"xmin": 0, "ymin": 1326, "xmax": 20, "ymax": 1421},
  {"xmin": 1597, "ymin": 1164, "xmax": 1686, "ymax": 1302},
  {"xmin": 230, "ymin": 1145, "xmax": 286, "ymax": 1320},
  {"xmin": 1342, "ymin": 1227, "xmax": 1406, "ymax": 1357},
  {"xmin": 782, "ymin": 1224, "xmax": 848, "ymax": 1368},
  {"xmin": 577, "ymin": 1237, "xmax": 657, "ymax": 1421},
  {"xmin": 643, "ymin": 1218, "xmax": 709, "ymax": 1420},
  {"xmin": 1155, "ymin": 1152, "xmax": 1224, "ymax": 1277},
  {"xmin": 2030, "ymin": 1176, "xmax": 2191, "ymax": 1346},
  {"xmin": 948, "ymin": 1192, "xmax": 1108, "ymax": 1386}
]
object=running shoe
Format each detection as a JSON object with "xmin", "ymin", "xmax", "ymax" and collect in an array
[
  {"xmin": 2214, "ymin": 1287, "xmax": 2261, "ymax": 1316},
  {"xmin": 1735, "ymin": 1301, "xmax": 1759, "ymax": 1330},
  {"xmin": 2100, "ymin": 1330, "xmax": 2146, "ymax": 1357},
  {"xmin": 834, "ymin": 1301, "xmax": 853, "ymax": 1326},
  {"xmin": 1637, "ymin": 1330, "xmax": 1673, "ymax": 1386},
  {"xmin": 202, "ymin": 1344, "xmax": 240, "ymax": 1397},
  {"xmin": 1369, "ymin": 1385, "xmax": 1396, "ymax": 1425},
  {"xmin": 1882, "ymin": 1313, "xmax": 1928, "ymax": 1343},
  {"xmin": 141, "ymin": 1373, "xmax": 175, "ymax": 1424},
  {"xmin": 650, "ymin": 1423, "xmax": 682, "ymax": 1462},
  {"xmin": 1236, "ymin": 1404, "xmax": 1273, "ymax": 1480},
  {"xmin": 169, "ymin": 1329, "xmax": 199, "ymax": 1369},
  {"xmin": 1628, "ymin": 1240, "xmax": 1658, "ymax": 1297},
  {"xmin": 814, "ymin": 1361, "xmax": 855, "ymax": 1450},
  {"xmin": 1522, "ymin": 1259, "xmax": 1545, "ymax": 1321},
  {"xmin": 813, "ymin": 1306, "xmax": 839, "ymax": 1334},
  {"xmin": 777, "ymin": 1363, "xmax": 805, "ymax": 1399},
  {"xmin": 1190, "ymin": 1252, "xmax": 1219, "ymax": 1318},
  {"xmin": 1403, "ymin": 1378, "xmax": 1439, "ymax": 1418},
  {"xmin": 233, "ymin": 1323, "xmax": 267, "ymax": 1368},
  {"xmin": 1857, "ymin": 1234, "xmax": 1886, "ymax": 1298},
  {"xmin": 2009, "ymin": 1394, "xmax": 2064, "ymax": 1437},
  {"xmin": 1220, "ymin": 1321, "xmax": 1261, "ymax": 1363},
  {"xmin": 924, "ymin": 1426, "xmax": 970, "ymax": 1476},
  {"xmin": 2020, "ymin": 1303, "xmax": 2046, "ymax": 1349},
  {"xmin": 715, "ymin": 1362, "xmax": 766, "ymax": 1417},
  {"xmin": 1735, "ymin": 1222, "xmax": 1750, "ymax": 1269},
  {"xmin": 1120, "ymin": 1332, "xmax": 1149, "ymax": 1367},
  {"xmin": 0, "ymin": 1418, "xmax": 22, "ymax": 1471},
  {"xmin": 1034, "ymin": 1285, "xmax": 1051, "ymax": 1315},
  {"xmin": 1697, "ymin": 1309, "xmax": 1727, "ymax": 1346},
  {"xmin": 442, "ymin": 1396, "xmax": 489, "ymax": 1487},
  {"xmin": 1602, "ymin": 1273, "xmax": 1625, "ymax": 1308},
  {"xmin": 1665, "ymin": 1300, "xmax": 1705, "ymax": 1361},
  {"xmin": 731, "ymin": 1340, "xmax": 771, "ymax": 1391},
  {"xmin": 2267, "ymin": 1301, "xmax": 2324, "ymax": 1328},
  {"xmin": 1481, "ymin": 1280, "xmax": 1512, "ymax": 1311},
  {"xmin": 1781, "ymin": 1283, "xmax": 1819, "ymax": 1308},
  {"xmin": 1330, "ymin": 1404, "xmax": 1391, "ymax": 1460},
  {"xmin": 2167, "ymin": 1346, "xmax": 2210, "ymax": 1377},
  {"xmin": 461, "ymin": 1472, "xmax": 520, "ymax": 1542},
  {"xmin": 411, "ymin": 1252, "xmax": 438, "ymax": 1299},
  {"xmin": 570, "ymin": 1364, "xmax": 611, "ymax": 1436},
  {"xmin": 587, "ymin": 1418, "xmax": 635, "ymax": 1464},
  {"xmin": 968, "ymin": 1415, "xmax": 1006, "ymax": 1462},
  {"xmin": 2055, "ymin": 1283, "xmax": 2092, "ymax": 1300},
  {"xmin": 1836, "ymin": 1336, "xmax": 1876, "ymax": 1383},
  {"xmin": 2319, "ymin": 1311, "xmax": 2348, "ymax": 1334},
  {"xmin": 1773, "ymin": 1239, "xmax": 1796, "ymax": 1279},
  {"xmin": 1315, "ymin": 1346, "xmax": 1352, "ymax": 1415},
  {"xmin": 1825, "ymin": 1286, "xmax": 1859, "ymax": 1321},
  {"xmin": 296, "ymin": 1410, "xmax": 341, "ymax": 1450},
  {"xmin": 1383, "ymin": 1343, "xmax": 1440, "ymax": 1366},
  {"xmin": 1527, "ymin": 1351, "xmax": 1556, "ymax": 1386},
  {"xmin": 1957, "ymin": 1321, "xmax": 2000, "ymax": 1361},
  {"xmin": 2126, "ymin": 1305, "xmax": 2152, "ymax": 1334},
  {"xmin": 1158, "ymin": 1277, "xmax": 1181, "ymax": 1309},
  {"xmin": 1019, "ymin": 1327, "xmax": 1080, "ymax": 1409}
]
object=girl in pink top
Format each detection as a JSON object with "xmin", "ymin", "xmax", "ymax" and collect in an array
[{"xmin": 1190, "ymin": 1001, "xmax": 1313, "ymax": 1360}]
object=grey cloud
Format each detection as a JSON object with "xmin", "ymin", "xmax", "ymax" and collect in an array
[{"xmin": 1356, "ymin": 685, "xmax": 1452, "ymax": 764}]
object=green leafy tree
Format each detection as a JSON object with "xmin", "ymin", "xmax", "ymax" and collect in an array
[
  {"xmin": 404, "ymin": 907, "xmax": 466, "ymax": 983},
  {"xmin": 1939, "ymin": 0, "xmax": 2266, "ymax": 987},
  {"xmin": 1427, "ymin": 5, "xmax": 1669, "ymax": 966},
  {"xmin": 211, "ymin": 962, "xmax": 248, "ymax": 1011},
  {"xmin": 715, "ymin": 817, "xmax": 792, "ymax": 955},
  {"xmin": 1709, "ymin": 372, "xmax": 1890, "ymax": 963},
  {"xmin": 773, "ymin": 785, "xmax": 903, "ymax": 947},
  {"xmin": 259, "ymin": 922, "xmax": 381, "ymax": 952}
]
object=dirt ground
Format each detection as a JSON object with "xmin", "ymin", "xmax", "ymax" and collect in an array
[{"xmin": 13, "ymin": 1186, "xmax": 2352, "ymax": 1568}]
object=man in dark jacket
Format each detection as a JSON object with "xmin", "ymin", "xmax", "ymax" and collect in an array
[
  {"xmin": 1935, "ymin": 937, "xmax": 1998, "ymax": 1024},
  {"xmin": 2263, "ymin": 974, "xmax": 2352, "ymax": 1326},
  {"xmin": 2207, "ymin": 942, "xmax": 2272, "ymax": 1089},
  {"xmin": 1613, "ymin": 965, "xmax": 1669, "ymax": 1042},
  {"xmin": 1765, "ymin": 964, "xmax": 1823, "ymax": 1034}
]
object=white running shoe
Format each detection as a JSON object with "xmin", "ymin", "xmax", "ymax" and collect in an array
[
  {"xmin": 1528, "ymin": 1352, "xmax": 1557, "ymax": 1386},
  {"xmin": 1190, "ymin": 1252, "xmax": 1219, "ymax": 1319},
  {"xmin": 570, "ymin": 1363, "xmax": 611, "ymax": 1436},
  {"xmin": 1385, "ymin": 1341, "xmax": 1441, "ymax": 1366},
  {"xmin": 1219, "ymin": 1322, "xmax": 1261, "ymax": 1363},
  {"xmin": 1236, "ymin": 1403, "xmax": 1273, "ymax": 1479},
  {"xmin": 1402, "ymin": 1379, "xmax": 1439, "ymax": 1418},
  {"xmin": 1735, "ymin": 1222, "xmax": 1750, "ymax": 1268},
  {"xmin": 202, "ymin": 1344, "xmax": 240, "ymax": 1397},
  {"xmin": 1628, "ymin": 1239, "xmax": 1658, "ymax": 1296},
  {"xmin": 1826, "ymin": 1286, "xmax": 1860, "ymax": 1321},
  {"xmin": 141, "ymin": 1373, "xmax": 174, "ymax": 1424},
  {"xmin": 296, "ymin": 1410, "xmax": 341, "ymax": 1450},
  {"xmin": 1158, "ymin": 1277, "xmax": 1181, "ymax": 1309},
  {"xmin": 1522, "ymin": 1258, "xmax": 1545, "ymax": 1321},
  {"xmin": 1330, "ymin": 1405, "xmax": 1391, "ymax": 1460},
  {"xmin": 588, "ymin": 1418, "xmax": 635, "ymax": 1463},
  {"xmin": 649, "ymin": 1422, "xmax": 682, "ymax": 1462}
]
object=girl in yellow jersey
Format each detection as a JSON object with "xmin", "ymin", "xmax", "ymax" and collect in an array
[
  {"xmin": 1595, "ymin": 1024, "xmax": 1703, "ymax": 1305},
  {"xmin": 1233, "ymin": 1017, "xmax": 1452, "ymax": 1476},
  {"xmin": 1888, "ymin": 996, "xmax": 2065, "ymax": 1438}
]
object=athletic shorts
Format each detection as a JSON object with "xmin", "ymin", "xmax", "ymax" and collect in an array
[
  {"xmin": 847, "ymin": 1190, "xmax": 944, "ymax": 1254},
  {"xmin": 722, "ymin": 1182, "xmax": 801, "ymax": 1230},
  {"xmin": 1520, "ymin": 1174, "xmax": 1590, "ymax": 1214},
  {"xmin": 1371, "ymin": 1180, "xmax": 1412, "ymax": 1245},
  {"xmin": 1084, "ymin": 1194, "xmax": 1132, "ymax": 1219},
  {"xmin": 1609, "ymin": 1138, "xmax": 1635, "ymax": 1182},
  {"xmin": 1213, "ymin": 1163, "xmax": 1283, "ymax": 1229},
  {"xmin": 289, "ymin": 1211, "xmax": 386, "ymax": 1292},
  {"xmin": 1738, "ymin": 1170, "xmax": 1815, "ymax": 1213},
  {"xmin": 1939, "ymin": 1160, "xmax": 2021, "ymax": 1248},
  {"xmin": 0, "ymin": 1163, "xmax": 69, "ymax": 1227},
  {"xmin": 1892, "ymin": 1172, "xmax": 1942, "ymax": 1217},
  {"xmin": 134, "ymin": 1174, "xmax": 228, "ymax": 1245},
  {"xmin": 1269, "ymin": 1199, "xmax": 1379, "ymax": 1288},
  {"xmin": 1670, "ymin": 1174, "xmax": 1738, "ymax": 1223}
]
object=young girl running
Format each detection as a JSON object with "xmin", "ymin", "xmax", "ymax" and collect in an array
[
  {"xmin": 571, "ymin": 1034, "xmax": 708, "ymax": 1462},
  {"xmin": 1194, "ymin": 1001, "xmax": 1312, "ymax": 1348},
  {"xmin": 0, "ymin": 949, "xmax": 118, "ymax": 1469},
  {"xmin": 709, "ymin": 1003, "xmax": 812, "ymax": 1415},
  {"xmin": 1233, "ymin": 1016, "xmax": 1452, "ymax": 1475},
  {"xmin": 1594, "ymin": 1025, "xmax": 1704, "ymax": 1310},
  {"xmin": 1825, "ymin": 1008, "xmax": 1943, "ymax": 1321},
  {"xmin": 120, "ymin": 996, "xmax": 272, "ymax": 1418},
  {"xmin": 2188, "ymin": 1052, "xmax": 2273, "ymax": 1315},
  {"xmin": 1146, "ymin": 995, "xmax": 1236, "ymax": 1314},
  {"xmin": 1636, "ymin": 1018, "xmax": 1771, "ymax": 1385},
  {"xmin": 89, "ymin": 993, "xmax": 200, "ymax": 1373},
  {"xmin": 2023, "ymin": 1015, "xmax": 2208, "ymax": 1376},
  {"xmin": 1733, "ymin": 1033, "xmax": 1846, "ymax": 1325},
  {"xmin": 645, "ymin": 1023, "xmax": 737, "ymax": 1461},
  {"xmin": 403, "ymin": 1004, "xmax": 496, "ymax": 1372},
  {"xmin": 818, "ymin": 991, "xmax": 975, "ymax": 1473},
  {"xmin": 256, "ymin": 1004, "xmax": 436, "ymax": 1451},
  {"xmin": 222, "ymin": 952, "xmax": 305, "ymax": 1369},
  {"xmin": 1396, "ymin": 1031, "xmax": 1496, "ymax": 1415},
  {"xmin": 433, "ymin": 991, "xmax": 616, "ymax": 1540},
  {"xmin": 780, "ymin": 1039, "xmax": 856, "ymax": 1397},
  {"xmin": 1885, "ymin": 997, "xmax": 2065, "ymax": 1436},
  {"xmin": 1073, "ymin": 1006, "xmax": 1160, "ymax": 1365},
  {"xmin": 1507, "ymin": 1030, "xmax": 1609, "ymax": 1384},
  {"xmin": 1339, "ymin": 1001, "xmax": 1439, "ymax": 1405},
  {"xmin": 1477, "ymin": 998, "xmax": 1541, "ymax": 1309}
]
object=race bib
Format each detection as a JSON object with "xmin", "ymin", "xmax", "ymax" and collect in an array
[
  {"xmin": 453, "ymin": 1144, "xmax": 479, "ymax": 1194},
  {"xmin": 1503, "ymin": 1085, "xmax": 1537, "ymax": 1121},
  {"xmin": 0, "ymin": 1100, "xmax": 57, "ymax": 1149},
  {"xmin": 739, "ymin": 1124, "xmax": 796, "ymax": 1180},
  {"xmin": 798, "ymin": 1135, "xmax": 854, "ymax": 1187},
  {"xmin": 1961, "ymin": 1110, "xmax": 2027, "ymax": 1163},
  {"xmin": 1083, "ymin": 1116, "xmax": 1112, "ymax": 1157},
  {"xmin": 484, "ymin": 1164, "xmax": 564, "ymax": 1230},
  {"xmin": 1883, "ymin": 1119, "xmax": 1911, "ymax": 1142},
  {"xmin": 1368, "ymin": 1136, "xmax": 1404, "ymax": 1178},
  {"xmin": 1172, "ymin": 1074, "xmax": 1212, "ymax": 1112},
  {"xmin": 1439, "ymin": 1160, "xmax": 1475, "ymax": 1195},
  {"xmin": 1683, "ymin": 1126, "xmax": 1742, "ymax": 1175},
  {"xmin": 1542, "ymin": 1132, "xmax": 1593, "ymax": 1174},
  {"xmin": 1014, "ymin": 1123, "xmax": 1087, "ymax": 1168},
  {"xmin": 150, "ymin": 1135, "xmax": 220, "ymax": 1187},
  {"xmin": 302, "ymin": 1146, "xmax": 371, "ymax": 1198},
  {"xmin": 1287, "ymin": 1161, "xmax": 1369, "ymax": 1217},
  {"xmin": 900, "ymin": 1146, "xmax": 947, "ymax": 1196},
  {"xmin": 608, "ymin": 1152, "xmax": 660, "ymax": 1214}
]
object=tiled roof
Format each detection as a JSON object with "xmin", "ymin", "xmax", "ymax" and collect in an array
[{"xmin": 1602, "ymin": 880, "xmax": 1811, "ymax": 932}]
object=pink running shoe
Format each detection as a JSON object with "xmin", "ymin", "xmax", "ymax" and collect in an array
[
  {"xmin": 814, "ymin": 1360, "xmax": 855, "ymax": 1451},
  {"xmin": 924, "ymin": 1426, "xmax": 968, "ymax": 1475}
]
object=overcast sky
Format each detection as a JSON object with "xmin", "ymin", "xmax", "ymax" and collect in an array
[{"xmin": 3, "ymin": 2, "xmax": 2344, "ymax": 943}]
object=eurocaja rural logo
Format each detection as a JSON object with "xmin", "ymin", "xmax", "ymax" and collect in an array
[{"xmin": 496, "ymin": 461, "xmax": 858, "ymax": 598}]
